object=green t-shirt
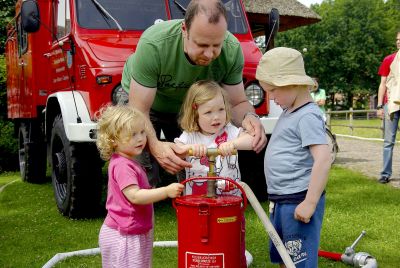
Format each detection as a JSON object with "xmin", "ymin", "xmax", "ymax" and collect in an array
[
  {"xmin": 121, "ymin": 19, "xmax": 244, "ymax": 113},
  {"xmin": 311, "ymin": 88, "xmax": 326, "ymax": 113}
]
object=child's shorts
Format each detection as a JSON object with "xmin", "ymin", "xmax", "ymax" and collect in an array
[
  {"xmin": 99, "ymin": 224, "xmax": 153, "ymax": 268},
  {"xmin": 269, "ymin": 195, "xmax": 325, "ymax": 267}
]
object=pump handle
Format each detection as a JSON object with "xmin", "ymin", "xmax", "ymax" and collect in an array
[{"xmin": 188, "ymin": 147, "xmax": 237, "ymax": 157}]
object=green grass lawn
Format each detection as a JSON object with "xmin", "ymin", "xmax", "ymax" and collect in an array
[{"xmin": 1, "ymin": 168, "xmax": 399, "ymax": 267}]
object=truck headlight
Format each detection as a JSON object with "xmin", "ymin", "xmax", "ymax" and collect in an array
[
  {"xmin": 245, "ymin": 83, "xmax": 264, "ymax": 107},
  {"xmin": 112, "ymin": 85, "xmax": 129, "ymax": 105}
]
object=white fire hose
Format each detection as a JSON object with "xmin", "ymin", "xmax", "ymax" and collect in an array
[
  {"xmin": 42, "ymin": 242, "xmax": 180, "ymax": 268},
  {"xmin": 239, "ymin": 182, "xmax": 296, "ymax": 268},
  {"xmin": 42, "ymin": 242, "xmax": 254, "ymax": 267}
]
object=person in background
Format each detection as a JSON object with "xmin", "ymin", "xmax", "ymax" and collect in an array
[
  {"xmin": 376, "ymin": 30, "xmax": 400, "ymax": 184},
  {"xmin": 256, "ymin": 47, "xmax": 331, "ymax": 267},
  {"xmin": 121, "ymin": 0, "xmax": 266, "ymax": 178},
  {"xmin": 174, "ymin": 80, "xmax": 256, "ymax": 268},
  {"xmin": 96, "ymin": 105, "xmax": 183, "ymax": 268},
  {"xmin": 310, "ymin": 77, "xmax": 327, "ymax": 121}
]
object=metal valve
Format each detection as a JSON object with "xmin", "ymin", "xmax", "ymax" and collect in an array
[{"xmin": 341, "ymin": 231, "xmax": 378, "ymax": 268}]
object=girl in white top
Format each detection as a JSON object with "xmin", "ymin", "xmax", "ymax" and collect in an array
[{"xmin": 174, "ymin": 80, "xmax": 255, "ymax": 195}]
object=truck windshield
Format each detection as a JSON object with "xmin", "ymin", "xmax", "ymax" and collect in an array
[
  {"xmin": 169, "ymin": 0, "xmax": 248, "ymax": 34},
  {"xmin": 76, "ymin": 0, "xmax": 168, "ymax": 30}
]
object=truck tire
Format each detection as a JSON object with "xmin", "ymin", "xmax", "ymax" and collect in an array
[
  {"xmin": 50, "ymin": 115, "xmax": 104, "ymax": 219},
  {"xmin": 18, "ymin": 122, "xmax": 47, "ymax": 183}
]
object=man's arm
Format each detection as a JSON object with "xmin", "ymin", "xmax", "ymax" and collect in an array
[
  {"xmin": 222, "ymin": 82, "xmax": 267, "ymax": 153},
  {"xmin": 129, "ymin": 79, "xmax": 191, "ymax": 173},
  {"xmin": 129, "ymin": 78, "xmax": 157, "ymax": 140},
  {"xmin": 376, "ymin": 76, "xmax": 387, "ymax": 119}
]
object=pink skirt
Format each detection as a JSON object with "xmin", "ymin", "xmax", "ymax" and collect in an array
[{"xmin": 99, "ymin": 224, "xmax": 153, "ymax": 268}]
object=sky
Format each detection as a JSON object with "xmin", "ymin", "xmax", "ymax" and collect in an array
[{"xmin": 297, "ymin": 0, "xmax": 324, "ymax": 7}]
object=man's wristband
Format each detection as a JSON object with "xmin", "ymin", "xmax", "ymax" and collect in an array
[
  {"xmin": 376, "ymin": 104, "xmax": 383, "ymax": 110},
  {"xmin": 243, "ymin": 111, "xmax": 260, "ymax": 121}
]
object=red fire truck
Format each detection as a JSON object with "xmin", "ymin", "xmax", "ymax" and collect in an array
[{"xmin": 6, "ymin": 0, "xmax": 279, "ymax": 218}]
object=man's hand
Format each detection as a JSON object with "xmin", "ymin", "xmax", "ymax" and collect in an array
[
  {"xmin": 150, "ymin": 141, "xmax": 192, "ymax": 174},
  {"xmin": 242, "ymin": 114, "xmax": 267, "ymax": 153}
]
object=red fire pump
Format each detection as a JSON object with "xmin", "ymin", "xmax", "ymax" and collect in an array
[
  {"xmin": 173, "ymin": 149, "xmax": 247, "ymax": 268},
  {"xmin": 174, "ymin": 177, "xmax": 247, "ymax": 268}
]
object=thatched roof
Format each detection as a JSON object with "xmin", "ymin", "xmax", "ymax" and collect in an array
[{"xmin": 243, "ymin": 0, "xmax": 322, "ymax": 36}]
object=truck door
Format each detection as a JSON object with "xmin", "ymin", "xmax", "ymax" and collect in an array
[
  {"xmin": 16, "ymin": 16, "xmax": 29, "ymax": 117},
  {"xmin": 6, "ymin": 21, "xmax": 19, "ymax": 118},
  {"xmin": 48, "ymin": 0, "xmax": 73, "ymax": 94}
]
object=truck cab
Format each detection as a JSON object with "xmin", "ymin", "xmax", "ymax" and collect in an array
[{"xmin": 6, "ymin": 0, "xmax": 278, "ymax": 218}]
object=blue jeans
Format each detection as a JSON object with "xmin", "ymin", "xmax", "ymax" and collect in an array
[{"xmin": 381, "ymin": 105, "xmax": 400, "ymax": 178}]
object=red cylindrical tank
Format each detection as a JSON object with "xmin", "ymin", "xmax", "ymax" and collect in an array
[{"xmin": 174, "ymin": 180, "xmax": 245, "ymax": 268}]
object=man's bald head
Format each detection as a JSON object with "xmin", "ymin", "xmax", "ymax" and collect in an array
[{"xmin": 184, "ymin": 0, "xmax": 227, "ymax": 32}]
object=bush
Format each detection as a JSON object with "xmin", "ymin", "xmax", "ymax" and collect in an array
[
  {"xmin": 1, "ymin": 51, "xmax": 18, "ymax": 172},
  {"xmin": 0, "ymin": 119, "xmax": 18, "ymax": 172}
]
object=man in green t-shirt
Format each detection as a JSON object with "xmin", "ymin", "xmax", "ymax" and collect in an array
[{"xmin": 122, "ymin": 0, "xmax": 266, "ymax": 174}]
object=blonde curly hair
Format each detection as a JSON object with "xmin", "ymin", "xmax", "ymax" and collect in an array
[
  {"xmin": 95, "ymin": 105, "xmax": 146, "ymax": 160},
  {"xmin": 179, "ymin": 80, "xmax": 231, "ymax": 132}
]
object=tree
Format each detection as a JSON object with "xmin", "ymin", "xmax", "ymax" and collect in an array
[
  {"xmin": 1, "ymin": 0, "xmax": 15, "ymax": 116},
  {"xmin": 383, "ymin": 0, "xmax": 400, "ymax": 40},
  {"xmin": 276, "ymin": 0, "xmax": 397, "ymax": 108},
  {"xmin": 0, "ymin": 55, "xmax": 18, "ymax": 172},
  {"xmin": 0, "ymin": 0, "xmax": 17, "ymax": 172},
  {"xmin": 0, "ymin": 0, "xmax": 16, "ymax": 53}
]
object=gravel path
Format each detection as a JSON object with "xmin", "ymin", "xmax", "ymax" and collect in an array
[{"xmin": 334, "ymin": 136, "xmax": 400, "ymax": 188}]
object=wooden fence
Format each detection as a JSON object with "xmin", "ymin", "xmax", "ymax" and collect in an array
[{"xmin": 326, "ymin": 108, "xmax": 385, "ymax": 138}]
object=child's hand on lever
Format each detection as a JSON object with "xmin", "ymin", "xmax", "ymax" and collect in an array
[
  {"xmin": 218, "ymin": 141, "xmax": 236, "ymax": 156},
  {"xmin": 188, "ymin": 144, "xmax": 207, "ymax": 157},
  {"xmin": 174, "ymin": 143, "xmax": 206, "ymax": 158},
  {"xmin": 165, "ymin": 183, "xmax": 184, "ymax": 198}
]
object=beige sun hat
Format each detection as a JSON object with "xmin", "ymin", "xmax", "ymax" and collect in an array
[{"xmin": 256, "ymin": 47, "xmax": 315, "ymax": 87}]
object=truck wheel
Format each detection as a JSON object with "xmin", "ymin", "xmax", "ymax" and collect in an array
[
  {"xmin": 50, "ymin": 115, "xmax": 104, "ymax": 218},
  {"xmin": 18, "ymin": 122, "xmax": 47, "ymax": 183}
]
